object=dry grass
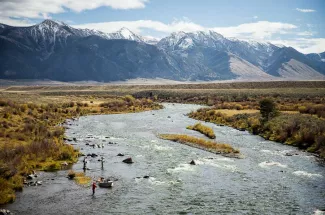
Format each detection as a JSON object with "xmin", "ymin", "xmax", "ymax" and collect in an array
[
  {"xmin": 188, "ymin": 106, "xmax": 325, "ymax": 158},
  {"xmin": 215, "ymin": 109, "xmax": 259, "ymax": 116},
  {"xmin": 211, "ymin": 109, "xmax": 299, "ymax": 117},
  {"xmin": 74, "ymin": 172, "xmax": 92, "ymax": 185},
  {"xmin": 187, "ymin": 123, "xmax": 216, "ymax": 139},
  {"xmin": 158, "ymin": 134, "xmax": 239, "ymax": 154}
]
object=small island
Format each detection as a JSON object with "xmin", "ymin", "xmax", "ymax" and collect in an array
[{"xmin": 158, "ymin": 134, "xmax": 240, "ymax": 157}]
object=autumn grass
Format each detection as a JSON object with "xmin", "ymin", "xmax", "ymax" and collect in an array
[
  {"xmin": 67, "ymin": 170, "xmax": 92, "ymax": 185},
  {"xmin": 0, "ymin": 93, "xmax": 162, "ymax": 205},
  {"xmin": 188, "ymin": 108, "xmax": 325, "ymax": 159},
  {"xmin": 158, "ymin": 134, "xmax": 239, "ymax": 155},
  {"xmin": 186, "ymin": 123, "xmax": 216, "ymax": 139}
]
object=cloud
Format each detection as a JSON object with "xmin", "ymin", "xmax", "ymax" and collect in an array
[
  {"xmin": 269, "ymin": 38, "xmax": 325, "ymax": 54},
  {"xmin": 74, "ymin": 19, "xmax": 324, "ymax": 53},
  {"xmin": 297, "ymin": 31, "xmax": 314, "ymax": 36},
  {"xmin": 211, "ymin": 21, "xmax": 297, "ymax": 39},
  {"xmin": 253, "ymin": 16, "xmax": 258, "ymax": 19},
  {"xmin": 74, "ymin": 20, "xmax": 297, "ymax": 40},
  {"xmin": 0, "ymin": 0, "xmax": 148, "ymax": 25},
  {"xmin": 73, "ymin": 20, "xmax": 205, "ymax": 35},
  {"xmin": 296, "ymin": 8, "xmax": 316, "ymax": 13}
]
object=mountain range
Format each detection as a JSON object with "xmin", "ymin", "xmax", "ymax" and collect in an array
[{"xmin": 0, "ymin": 19, "xmax": 324, "ymax": 82}]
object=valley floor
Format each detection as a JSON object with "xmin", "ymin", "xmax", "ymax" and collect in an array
[{"xmin": 1, "ymin": 80, "xmax": 325, "ymax": 205}]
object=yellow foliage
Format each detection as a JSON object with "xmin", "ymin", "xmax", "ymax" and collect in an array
[
  {"xmin": 187, "ymin": 123, "xmax": 216, "ymax": 139},
  {"xmin": 158, "ymin": 134, "xmax": 239, "ymax": 154}
]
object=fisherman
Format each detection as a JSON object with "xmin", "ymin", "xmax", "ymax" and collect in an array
[
  {"xmin": 92, "ymin": 181, "xmax": 97, "ymax": 195},
  {"xmin": 83, "ymin": 156, "xmax": 87, "ymax": 170},
  {"xmin": 100, "ymin": 156, "xmax": 104, "ymax": 170}
]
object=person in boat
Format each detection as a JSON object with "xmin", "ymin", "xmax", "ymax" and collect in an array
[{"xmin": 92, "ymin": 181, "xmax": 97, "ymax": 195}]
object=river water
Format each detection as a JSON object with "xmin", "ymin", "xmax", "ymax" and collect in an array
[{"xmin": 5, "ymin": 104, "xmax": 325, "ymax": 214}]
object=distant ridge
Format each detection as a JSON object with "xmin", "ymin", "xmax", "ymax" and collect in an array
[{"xmin": 0, "ymin": 19, "xmax": 324, "ymax": 82}]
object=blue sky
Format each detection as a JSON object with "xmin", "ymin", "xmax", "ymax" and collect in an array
[{"xmin": 1, "ymin": 0, "xmax": 324, "ymax": 53}]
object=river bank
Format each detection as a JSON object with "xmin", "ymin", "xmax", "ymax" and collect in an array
[
  {"xmin": 0, "ymin": 94, "xmax": 162, "ymax": 204},
  {"xmin": 188, "ymin": 108, "xmax": 325, "ymax": 159}
]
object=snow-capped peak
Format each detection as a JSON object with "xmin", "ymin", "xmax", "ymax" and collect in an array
[
  {"xmin": 38, "ymin": 19, "xmax": 67, "ymax": 28},
  {"xmin": 107, "ymin": 27, "xmax": 144, "ymax": 42},
  {"xmin": 118, "ymin": 27, "xmax": 134, "ymax": 38}
]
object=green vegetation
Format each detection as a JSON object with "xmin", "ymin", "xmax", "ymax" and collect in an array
[
  {"xmin": 0, "ymin": 94, "xmax": 162, "ymax": 205},
  {"xmin": 187, "ymin": 123, "xmax": 216, "ymax": 139},
  {"xmin": 259, "ymin": 98, "xmax": 279, "ymax": 122},
  {"xmin": 188, "ymin": 103, "xmax": 325, "ymax": 159},
  {"xmin": 158, "ymin": 134, "xmax": 239, "ymax": 155}
]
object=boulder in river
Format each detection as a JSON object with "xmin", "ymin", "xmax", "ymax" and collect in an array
[
  {"xmin": 117, "ymin": 153, "xmax": 125, "ymax": 157},
  {"xmin": 73, "ymin": 137, "xmax": 77, "ymax": 142},
  {"xmin": 87, "ymin": 153, "xmax": 98, "ymax": 157},
  {"xmin": 122, "ymin": 157, "xmax": 134, "ymax": 164},
  {"xmin": 0, "ymin": 209, "xmax": 12, "ymax": 215},
  {"xmin": 143, "ymin": 175, "xmax": 150, "ymax": 179},
  {"xmin": 190, "ymin": 160, "xmax": 196, "ymax": 165}
]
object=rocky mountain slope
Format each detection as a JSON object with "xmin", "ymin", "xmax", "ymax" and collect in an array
[{"xmin": 0, "ymin": 19, "xmax": 324, "ymax": 82}]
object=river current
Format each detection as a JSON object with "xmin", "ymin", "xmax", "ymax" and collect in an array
[{"xmin": 5, "ymin": 104, "xmax": 325, "ymax": 214}]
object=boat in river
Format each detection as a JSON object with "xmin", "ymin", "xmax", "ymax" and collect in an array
[{"xmin": 98, "ymin": 180, "xmax": 113, "ymax": 188}]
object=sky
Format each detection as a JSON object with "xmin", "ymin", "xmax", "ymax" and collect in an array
[{"xmin": 0, "ymin": 0, "xmax": 324, "ymax": 53}]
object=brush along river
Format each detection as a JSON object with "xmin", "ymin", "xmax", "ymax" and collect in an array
[{"xmin": 4, "ymin": 104, "xmax": 325, "ymax": 214}]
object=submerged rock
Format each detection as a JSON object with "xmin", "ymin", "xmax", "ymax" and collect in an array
[
  {"xmin": 143, "ymin": 175, "xmax": 150, "ymax": 179},
  {"xmin": 190, "ymin": 160, "xmax": 196, "ymax": 165},
  {"xmin": 117, "ymin": 153, "xmax": 125, "ymax": 157},
  {"xmin": 122, "ymin": 157, "xmax": 134, "ymax": 164}
]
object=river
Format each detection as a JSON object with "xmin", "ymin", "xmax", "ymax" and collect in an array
[{"xmin": 5, "ymin": 104, "xmax": 325, "ymax": 214}]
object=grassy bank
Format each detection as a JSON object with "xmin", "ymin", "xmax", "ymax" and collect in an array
[
  {"xmin": 158, "ymin": 134, "xmax": 239, "ymax": 156},
  {"xmin": 186, "ymin": 123, "xmax": 216, "ymax": 139},
  {"xmin": 0, "ymin": 94, "xmax": 162, "ymax": 204},
  {"xmin": 188, "ymin": 108, "xmax": 325, "ymax": 159}
]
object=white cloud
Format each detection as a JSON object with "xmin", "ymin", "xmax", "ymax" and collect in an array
[
  {"xmin": 0, "ymin": 17, "xmax": 33, "ymax": 26},
  {"xmin": 75, "ymin": 19, "xmax": 324, "ymax": 53},
  {"xmin": 210, "ymin": 21, "xmax": 297, "ymax": 39},
  {"xmin": 297, "ymin": 31, "xmax": 314, "ymax": 36},
  {"xmin": 73, "ymin": 20, "xmax": 205, "ymax": 34},
  {"xmin": 74, "ymin": 19, "xmax": 325, "ymax": 53},
  {"xmin": 296, "ymin": 8, "xmax": 316, "ymax": 13},
  {"xmin": 74, "ymin": 20, "xmax": 297, "ymax": 41},
  {"xmin": 0, "ymin": 0, "xmax": 148, "ymax": 25},
  {"xmin": 269, "ymin": 38, "xmax": 325, "ymax": 54}
]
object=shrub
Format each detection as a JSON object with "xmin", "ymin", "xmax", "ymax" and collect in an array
[{"xmin": 259, "ymin": 98, "xmax": 278, "ymax": 122}]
